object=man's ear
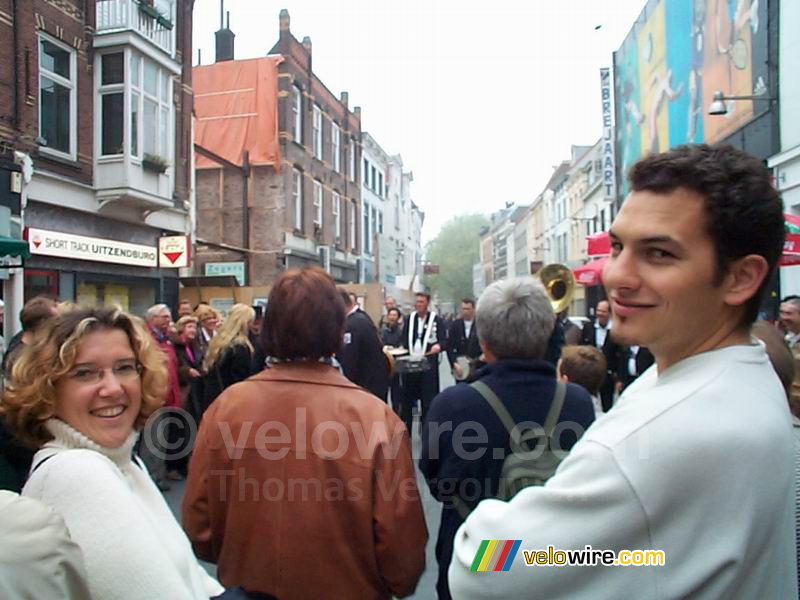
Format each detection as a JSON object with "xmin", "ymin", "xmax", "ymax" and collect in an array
[{"xmin": 723, "ymin": 254, "xmax": 770, "ymax": 308}]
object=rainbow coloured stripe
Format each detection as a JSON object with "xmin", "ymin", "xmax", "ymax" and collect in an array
[{"xmin": 470, "ymin": 540, "xmax": 522, "ymax": 572}]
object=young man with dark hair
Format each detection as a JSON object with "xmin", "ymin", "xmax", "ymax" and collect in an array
[
  {"xmin": 450, "ymin": 144, "xmax": 795, "ymax": 598},
  {"xmin": 446, "ymin": 298, "xmax": 481, "ymax": 381}
]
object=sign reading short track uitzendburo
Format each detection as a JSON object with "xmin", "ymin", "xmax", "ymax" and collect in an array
[{"xmin": 26, "ymin": 227, "xmax": 158, "ymax": 268}]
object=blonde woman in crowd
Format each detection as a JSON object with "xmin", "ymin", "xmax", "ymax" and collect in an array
[
  {"xmin": 0, "ymin": 306, "xmax": 223, "ymax": 600},
  {"xmin": 202, "ymin": 303, "xmax": 256, "ymax": 408}
]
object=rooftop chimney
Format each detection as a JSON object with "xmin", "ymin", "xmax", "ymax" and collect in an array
[
  {"xmin": 354, "ymin": 106, "xmax": 361, "ymax": 118},
  {"xmin": 340, "ymin": 91, "xmax": 349, "ymax": 109},
  {"xmin": 279, "ymin": 9, "xmax": 290, "ymax": 32},
  {"xmin": 215, "ymin": 1, "xmax": 235, "ymax": 62},
  {"xmin": 302, "ymin": 36, "xmax": 312, "ymax": 56}
]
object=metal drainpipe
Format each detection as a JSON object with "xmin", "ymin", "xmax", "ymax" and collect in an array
[{"xmin": 242, "ymin": 150, "xmax": 250, "ymax": 286}]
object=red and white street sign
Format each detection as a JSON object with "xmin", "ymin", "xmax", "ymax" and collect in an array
[{"xmin": 159, "ymin": 235, "xmax": 191, "ymax": 268}]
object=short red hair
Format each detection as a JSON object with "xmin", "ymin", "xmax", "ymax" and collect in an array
[{"xmin": 262, "ymin": 267, "xmax": 345, "ymax": 360}]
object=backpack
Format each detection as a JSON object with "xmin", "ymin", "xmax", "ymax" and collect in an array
[{"xmin": 451, "ymin": 379, "xmax": 567, "ymax": 520}]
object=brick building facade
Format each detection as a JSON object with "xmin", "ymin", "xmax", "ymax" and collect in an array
[
  {"xmin": 0, "ymin": 0, "xmax": 195, "ymax": 323},
  {"xmin": 194, "ymin": 9, "xmax": 362, "ymax": 286}
]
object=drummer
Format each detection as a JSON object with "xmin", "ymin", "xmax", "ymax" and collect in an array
[
  {"xmin": 400, "ymin": 292, "xmax": 446, "ymax": 436},
  {"xmin": 380, "ymin": 308, "xmax": 405, "ymax": 415}
]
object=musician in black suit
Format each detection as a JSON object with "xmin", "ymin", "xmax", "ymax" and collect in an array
[
  {"xmin": 579, "ymin": 300, "xmax": 623, "ymax": 412},
  {"xmin": 616, "ymin": 345, "xmax": 655, "ymax": 391},
  {"xmin": 446, "ymin": 298, "xmax": 481, "ymax": 381},
  {"xmin": 338, "ymin": 291, "xmax": 389, "ymax": 401},
  {"xmin": 401, "ymin": 292, "xmax": 446, "ymax": 436}
]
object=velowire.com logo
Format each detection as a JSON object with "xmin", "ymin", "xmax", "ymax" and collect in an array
[{"xmin": 470, "ymin": 540, "xmax": 522, "ymax": 572}]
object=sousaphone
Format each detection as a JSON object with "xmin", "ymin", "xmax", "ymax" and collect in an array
[{"xmin": 536, "ymin": 263, "xmax": 576, "ymax": 314}]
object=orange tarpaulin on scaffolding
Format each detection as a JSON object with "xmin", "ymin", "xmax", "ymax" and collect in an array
[{"xmin": 193, "ymin": 56, "xmax": 284, "ymax": 170}]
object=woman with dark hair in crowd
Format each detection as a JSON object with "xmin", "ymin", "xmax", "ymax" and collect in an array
[
  {"xmin": 1, "ymin": 307, "xmax": 223, "ymax": 600},
  {"xmin": 183, "ymin": 266, "xmax": 427, "ymax": 600}
]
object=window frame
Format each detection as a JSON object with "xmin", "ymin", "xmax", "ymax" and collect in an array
[
  {"xmin": 332, "ymin": 191, "xmax": 341, "ymax": 242},
  {"xmin": 331, "ymin": 122, "xmax": 341, "ymax": 172},
  {"xmin": 292, "ymin": 85, "xmax": 303, "ymax": 144},
  {"xmin": 349, "ymin": 138, "xmax": 356, "ymax": 182},
  {"xmin": 350, "ymin": 201, "xmax": 357, "ymax": 250},
  {"xmin": 312, "ymin": 104, "xmax": 323, "ymax": 160},
  {"xmin": 98, "ymin": 51, "xmax": 125, "ymax": 157},
  {"xmin": 292, "ymin": 168, "xmax": 303, "ymax": 231},
  {"xmin": 38, "ymin": 32, "xmax": 77, "ymax": 161},
  {"xmin": 313, "ymin": 180, "xmax": 323, "ymax": 227}
]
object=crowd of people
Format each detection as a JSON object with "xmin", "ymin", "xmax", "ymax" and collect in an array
[{"xmin": 0, "ymin": 142, "xmax": 798, "ymax": 599}]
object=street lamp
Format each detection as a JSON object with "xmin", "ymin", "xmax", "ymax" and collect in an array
[{"xmin": 708, "ymin": 90, "xmax": 775, "ymax": 116}]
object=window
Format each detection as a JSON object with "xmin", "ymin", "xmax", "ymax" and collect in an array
[
  {"xmin": 363, "ymin": 202, "xmax": 371, "ymax": 254},
  {"xmin": 292, "ymin": 85, "xmax": 302, "ymax": 143},
  {"xmin": 331, "ymin": 123, "xmax": 340, "ymax": 172},
  {"xmin": 349, "ymin": 138, "xmax": 356, "ymax": 182},
  {"xmin": 39, "ymin": 35, "xmax": 76, "ymax": 158},
  {"xmin": 292, "ymin": 169, "xmax": 303, "ymax": 231},
  {"xmin": 371, "ymin": 206, "xmax": 377, "ymax": 240},
  {"xmin": 378, "ymin": 211, "xmax": 383, "ymax": 234},
  {"xmin": 313, "ymin": 180, "xmax": 323, "ymax": 227},
  {"xmin": 312, "ymin": 104, "xmax": 322, "ymax": 160},
  {"xmin": 378, "ymin": 172, "xmax": 383, "ymax": 198},
  {"xmin": 350, "ymin": 201, "xmax": 357, "ymax": 249},
  {"xmin": 332, "ymin": 191, "xmax": 341, "ymax": 241},
  {"xmin": 371, "ymin": 166, "xmax": 377, "ymax": 192},
  {"xmin": 130, "ymin": 53, "xmax": 171, "ymax": 161},
  {"xmin": 363, "ymin": 158, "xmax": 369, "ymax": 185},
  {"xmin": 99, "ymin": 53, "xmax": 124, "ymax": 156}
]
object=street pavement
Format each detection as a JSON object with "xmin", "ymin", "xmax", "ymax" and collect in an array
[{"xmin": 165, "ymin": 356, "xmax": 454, "ymax": 600}]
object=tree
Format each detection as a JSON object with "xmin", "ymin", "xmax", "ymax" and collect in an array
[{"xmin": 423, "ymin": 213, "xmax": 489, "ymax": 306}]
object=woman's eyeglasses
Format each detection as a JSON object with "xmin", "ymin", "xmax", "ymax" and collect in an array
[{"xmin": 68, "ymin": 360, "xmax": 142, "ymax": 383}]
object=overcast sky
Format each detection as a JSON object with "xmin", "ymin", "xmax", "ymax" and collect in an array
[{"xmin": 192, "ymin": 0, "xmax": 647, "ymax": 243}]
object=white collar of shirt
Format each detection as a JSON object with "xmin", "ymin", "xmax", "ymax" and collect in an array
[{"xmin": 347, "ymin": 305, "xmax": 359, "ymax": 317}]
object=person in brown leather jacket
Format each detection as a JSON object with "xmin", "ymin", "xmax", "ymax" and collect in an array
[{"xmin": 182, "ymin": 266, "xmax": 427, "ymax": 600}]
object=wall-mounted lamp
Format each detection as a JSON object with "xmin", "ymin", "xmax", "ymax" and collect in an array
[{"xmin": 708, "ymin": 90, "xmax": 775, "ymax": 116}]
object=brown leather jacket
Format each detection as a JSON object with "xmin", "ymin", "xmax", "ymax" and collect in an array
[{"xmin": 182, "ymin": 362, "xmax": 427, "ymax": 599}]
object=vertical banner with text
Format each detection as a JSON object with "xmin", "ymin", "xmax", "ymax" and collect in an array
[{"xmin": 600, "ymin": 68, "xmax": 617, "ymax": 204}]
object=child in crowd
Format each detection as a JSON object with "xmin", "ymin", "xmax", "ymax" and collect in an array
[{"xmin": 557, "ymin": 345, "xmax": 607, "ymax": 418}]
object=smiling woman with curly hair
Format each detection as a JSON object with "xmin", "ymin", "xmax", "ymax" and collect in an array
[{"xmin": 1, "ymin": 306, "xmax": 223, "ymax": 600}]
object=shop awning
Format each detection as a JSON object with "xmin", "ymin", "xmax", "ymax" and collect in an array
[
  {"xmin": 0, "ymin": 235, "xmax": 31, "ymax": 259},
  {"xmin": 573, "ymin": 257, "xmax": 608, "ymax": 286},
  {"xmin": 586, "ymin": 231, "xmax": 610, "ymax": 256}
]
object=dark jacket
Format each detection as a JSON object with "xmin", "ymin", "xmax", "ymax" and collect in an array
[
  {"xmin": 380, "ymin": 323, "xmax": 403, "ymax": 348},
  {"xmin": 616, "ymin": 345, "xmax": 655, "ymax": 390},
  {"xmin": 420, "ymin": 359, "xmax": 595, "ymax": 600},
  {"xmin": 580, "ymin": 320, "xmax": 624, "ymax": 410},
  {"xmin": 173, "ymin": 336, "xmax": 205, "ymax": 419},
  {"xmin": 445, "ymin": 318, "xmax": 481, "ymax": 367},
  {"xmin": 339, "ymin": 310, "xmax": 389, "ymax": 401},
  {"xmin": 0, "ymin": 417, "xmax": 34, "ymax": 492},
  {"xmin": 203, "ymin": 342, "xmax": 255, "ymax": 409}
]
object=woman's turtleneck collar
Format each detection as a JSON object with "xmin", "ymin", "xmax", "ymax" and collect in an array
[{"xmin": 44, "ymin": 418, "xmax": 138, "ymax": 467}]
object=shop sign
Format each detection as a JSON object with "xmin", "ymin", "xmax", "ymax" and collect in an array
[
  {"xmin": 159, "ymin": 235, "xmax": 190, "ymax": 268},
  {"xmin": 27, "ymin": 228, "xmax": 157, "ymax": 267},
  {"xmin": 204, "ymin": 261, "xmax": 246, "ymax": 286}
]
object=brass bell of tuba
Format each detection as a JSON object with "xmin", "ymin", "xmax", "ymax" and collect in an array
[{"xmin": 536, "ymin": 263, "xmax": 576, "ymax": 314}]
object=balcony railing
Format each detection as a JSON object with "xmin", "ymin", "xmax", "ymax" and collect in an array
[{"xmin": 96, "ymin": 0, "xmax": 174, "ymax": 56}]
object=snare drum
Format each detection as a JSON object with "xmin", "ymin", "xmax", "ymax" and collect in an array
[{"xmin": 394, "ymin": 355, "xmax": 432, "ymax": 374}]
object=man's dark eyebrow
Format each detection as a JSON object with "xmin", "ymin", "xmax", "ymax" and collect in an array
[{"xmin": 608, "ymin": 231, "xmax": 678, "ymax": 245}]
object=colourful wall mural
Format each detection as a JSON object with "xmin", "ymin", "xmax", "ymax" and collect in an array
[{"xmin": 614, "ymin": 0, "xmax": 768, "ymax": 193}]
